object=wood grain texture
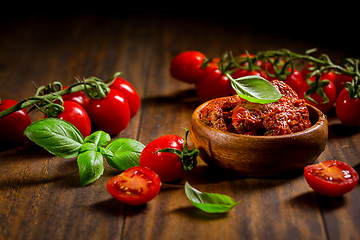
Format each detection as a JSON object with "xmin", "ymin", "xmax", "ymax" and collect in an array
[{"xmin": 0, "ymin": 7, "xmax": 359, "ymax": 240}]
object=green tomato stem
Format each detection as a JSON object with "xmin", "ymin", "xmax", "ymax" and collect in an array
[{"xmin": 0, "ymin": 73, "xmax": 121, "ymax": 119}]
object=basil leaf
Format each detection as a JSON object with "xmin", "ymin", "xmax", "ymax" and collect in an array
[
  {"xmin": 24, "ymin": 118, "xmax": 84, "ymax": 158},
  {"xmin": 98, "ymin": 147, "xmax": 114, "ymax": 158},
  {"xmin": 77, "ymin": 150, "xmax": 104, "ymax": 187},
  {"xmin": 84, "ymin": 131, "xmax": 111, "ymax": 147},
  {"xmin": 184, "ymin": 182, "xmax": 242, "ymax": 213},
  {"xmin": 105, "ymin": 138, "xmax": 144, "ymax": 171},
  {"xmin": 79, "ymin": 142, "xmax": 97, "ymax": 153},
  {"xmin": 229, "ymin": 75, "xmax": 282, "ymax": 104}
]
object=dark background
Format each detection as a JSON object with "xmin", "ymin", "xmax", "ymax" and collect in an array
[{"xmin": 1, "ymin": 3, "xmax": 358, "ymax": 57}]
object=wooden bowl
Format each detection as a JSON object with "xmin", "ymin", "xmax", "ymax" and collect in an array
[{"xmin": 190, "ymin": 101, "xmax": 328, "ymax": 177}]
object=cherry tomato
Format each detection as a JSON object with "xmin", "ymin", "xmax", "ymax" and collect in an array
[
  {"xmin": 333, "ymin": 74, "xmax": 353, "ymax": 96},
  {"xmin": 236, "ymin": 53, "xmax": 262, "ymax": 68},
  {"xmin": 304, "ymin": 160, "xmax": 359, "ymax": 197},
  {"xmin": 87, "ymin": 89, "xmax": 130, "ymax": 136},
  {"xmin": 170, "ymin": 51, "xmax": 206, "ymax": 83},
  {"xmin": 335, "ymin": 88, "xmax": 360, "ymax": 126},
  {"xmin": 140, "ymin": 134, "xmax": 187, "ymax": 182},
  {"xmin": 106, "ymin": 166, "xmax": 161, "ymax": 206},
  {"xmin": 298, "ymin": 78, "xmax": 337, "ymax": 114},
  {"xmin": 231, "ymin": 69, "xmax": 267, "ymax": 95},
  {"xmin": 45, "ymin": 101, "xmax": 91, "ymax": 138},
  {"xmin": 195, "ymin": 67, "xmax": 232, "ymax": 102},
  {"xmin": 260, "ymin": 59, "xmax": 284, "ymax": 81},
  {"xmin": 62, "ymin": 86, "xmax": 89, "ymax": 111},
  {"xmin": 109, "ymin": 77, "xmax": 141, "ymax": 118},
  {"xmin": 0, "ymin": 99, "xmax": 32, "ymax": 143},
  {"xmin": 284, "ymin": 69, "xmax": 303, "ymax": 93},
  {"xmin": 301, "ymin": 63, "xmax": 336, "ymax": 83},
  {"xmin": 300, "ymin": 62, "xmax": 314, "ymax": 80}
]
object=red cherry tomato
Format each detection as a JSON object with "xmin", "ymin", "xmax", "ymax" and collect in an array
[
  {"xmin": 300, "ymin": 62, "xmax": 314, "ymax": 80},
  {"xmin": 335, "ymin": 88, "xmax": 360, "ymax": 126},
  {"xmin": 298, "ymin": 78, "xmax": 337, "ymax": 114},
  {"xmin": 45, "ymin": 101, "xmax": 91, "ymax": 138},
  {"xmin": 62, "ymin": 86, "xmax": 89, "ymax": 111},
  {"xmin": 109, "ymin": 77, "xmax": 141, "ymax": 118},
  {"xmin": 304, "ymin": 160, "xmax": 359, "ymax": 197},
  {"xmin": 259, "ymin": 58, "xmax": 286, "ymax": 81},
  {"xmin": 237, "ymin": 53, "xmax": 262, "ymax": 68},
  {"xmin": 0, "ymin": 99, "xmax": 32, "ymax": 143},
  {"xmin": 106, "ymin": 166, "xmax": 161, "ymax": 206},
  {"xmin": 87, "ymin": 89, "xmax": 130, "ymax": 136},
  {"xmin": 195, "ymin": 67, "xmax": 232, "ymax": 102},
  {"xmin": 284, "ymin": 69, "xmax": 303, "ymax": 94},
  {"xmin": 333, "ymin": 74, "xmax": 353, "ymax": 96},
  {"xmin": 170, "ymin": 51, "xmax": 206, "ymax": 83},
  {"xmin": 140, "ymin": 134, "xmax": 187, "ymax": 182}
]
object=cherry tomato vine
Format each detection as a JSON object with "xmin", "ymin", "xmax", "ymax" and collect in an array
[
  {"xmin": 249, "ymin": 48, "xmax": 360, "ymax": 102},
  {"xmin": 0, "ymin": 72, "xmax": 122, "ymax": 119}
]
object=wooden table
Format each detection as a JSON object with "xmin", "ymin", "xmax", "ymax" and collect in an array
[{"xmin": 1, "ymin": 8, "xmax": 359, "ymax": 240}]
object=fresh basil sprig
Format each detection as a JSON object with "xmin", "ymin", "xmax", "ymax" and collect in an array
[
  {"xmin": 24, "ymin": 119, "xmax": 144, "ymax": 186},
  {"xmin": 227, "ymin": 74, "xmax": 282, "ymax": 104},
  {"xmin": 185, "ymin": 182, "xmax": 242, "ymax": 213}
]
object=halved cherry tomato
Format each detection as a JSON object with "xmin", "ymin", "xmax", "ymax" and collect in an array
[
  {"xmin": 0, "ymin": 99, "xmax": 32, "ymax": 143},
  {"xmin": 109, "ymin": 77, "xmax": 141, "ymax": 118},
  {"xmin": 106, "ymin": 166, "xmax": 161, "ymax": 205},
  {"xmin": 45, "ymin": 101, "xmax": 91, "ymax": 138},
  {"xmin": 62, "ymin": 86, "xmax": 89, "ymax": 111},
  {"xmin": 304, "ymin": 160, "xmax": 359, "ymax": 197},
  {"xmin": 170, "ymin": 51, "xmax": 207, "ymax": 83},
  {"xmin": 87, "ymin": 89, "xmax": 130, "ymax": 136}
]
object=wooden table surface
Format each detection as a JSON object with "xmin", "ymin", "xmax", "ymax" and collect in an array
[{"xmin": 1, "ymin": 7, "xmax": 359, "ymax": 240}]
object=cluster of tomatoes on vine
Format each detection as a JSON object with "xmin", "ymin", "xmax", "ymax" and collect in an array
[
  {"xmin": 170, "ymin": 50, "xmax": 360, "ymax": 127},
  {"xmin": 0, "ymin": 75, "xmax": 141, "ymax": 144}
]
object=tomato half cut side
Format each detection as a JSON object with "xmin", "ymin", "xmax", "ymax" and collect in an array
[
  {"xmin": 304, "ymin": 160, "xmax": 359, "ymax": 197},
  {"xmin": 106, "ymin": 166, "xmax": 161, "ymax": 205}
]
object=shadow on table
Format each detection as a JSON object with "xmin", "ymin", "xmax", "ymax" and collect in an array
[{"xmin": 290, "ymin": 191, "xmax": 346, "ymax": 211}]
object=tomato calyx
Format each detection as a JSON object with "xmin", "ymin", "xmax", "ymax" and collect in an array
[
  {"xmin": 154, "ymin": 128, "xmax": 199, "ymax": 171},
  {"xmin": 304, "ymin": 73, "xmax": 331, "ymax": 104}
]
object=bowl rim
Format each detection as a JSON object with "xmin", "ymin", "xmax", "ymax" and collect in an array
[{"xmin": 192, "ymin": 99, "xmax": 327, "ymax": 140}]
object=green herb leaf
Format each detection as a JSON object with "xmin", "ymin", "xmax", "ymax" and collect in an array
[
  {"xmin": 24, "ymin": 118, "xmax": 84, "ymax": 158},
  {"xmin": 84, "ymin": 131, "xmax": 111, "ymax": 147},
  {"xmin": 105, "ymin": 138, "xmax": 145, "ymax": 171},
  {"xmin": 77, "ymin": 150, "xmax": 104, "ymax": 187},
  {"xmin": 184, "ymin": 182, "xmax": 242, "ymax": 213},
  {"xmin": 228, "ymin": 74, "xmax": 282, "ymax": 104}
]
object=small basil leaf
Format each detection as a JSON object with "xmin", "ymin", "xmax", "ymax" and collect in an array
[
  {"xmin": 229, "ymin": 75, "xmax": 282, "ymax": 104},
  {"xmin": 105, "ymin": 138, "xmax": 144, "ymax": 171},
  {"xmin": 24, "ymin": 118, "xmax": 84, "ymax": 158},
  {"xmin": 98, "ymin": 147, "xmax": 114, "ymax": 158},
  {"xmin": 84, "ymin": 131, "xmax": 111, "ymax": 147},
  {"xmin": 79, "ymin": 142, "xmax": 97, "ymax": 153},
  {"xmin": 77, "ymin": 150, "xmax": 104, "ymax": 187},
  {"xmin": 184, "ymin": 182, "xmax": 242, "ymax": 213}
]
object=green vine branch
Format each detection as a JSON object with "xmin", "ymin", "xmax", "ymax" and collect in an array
[
  {"xmin": 232, "ymin": 48, "xmax": 360, "ymax": 101},
  {"xmin": 0, "ymin": 72, "xmax": 122, "ymax": 119}
]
